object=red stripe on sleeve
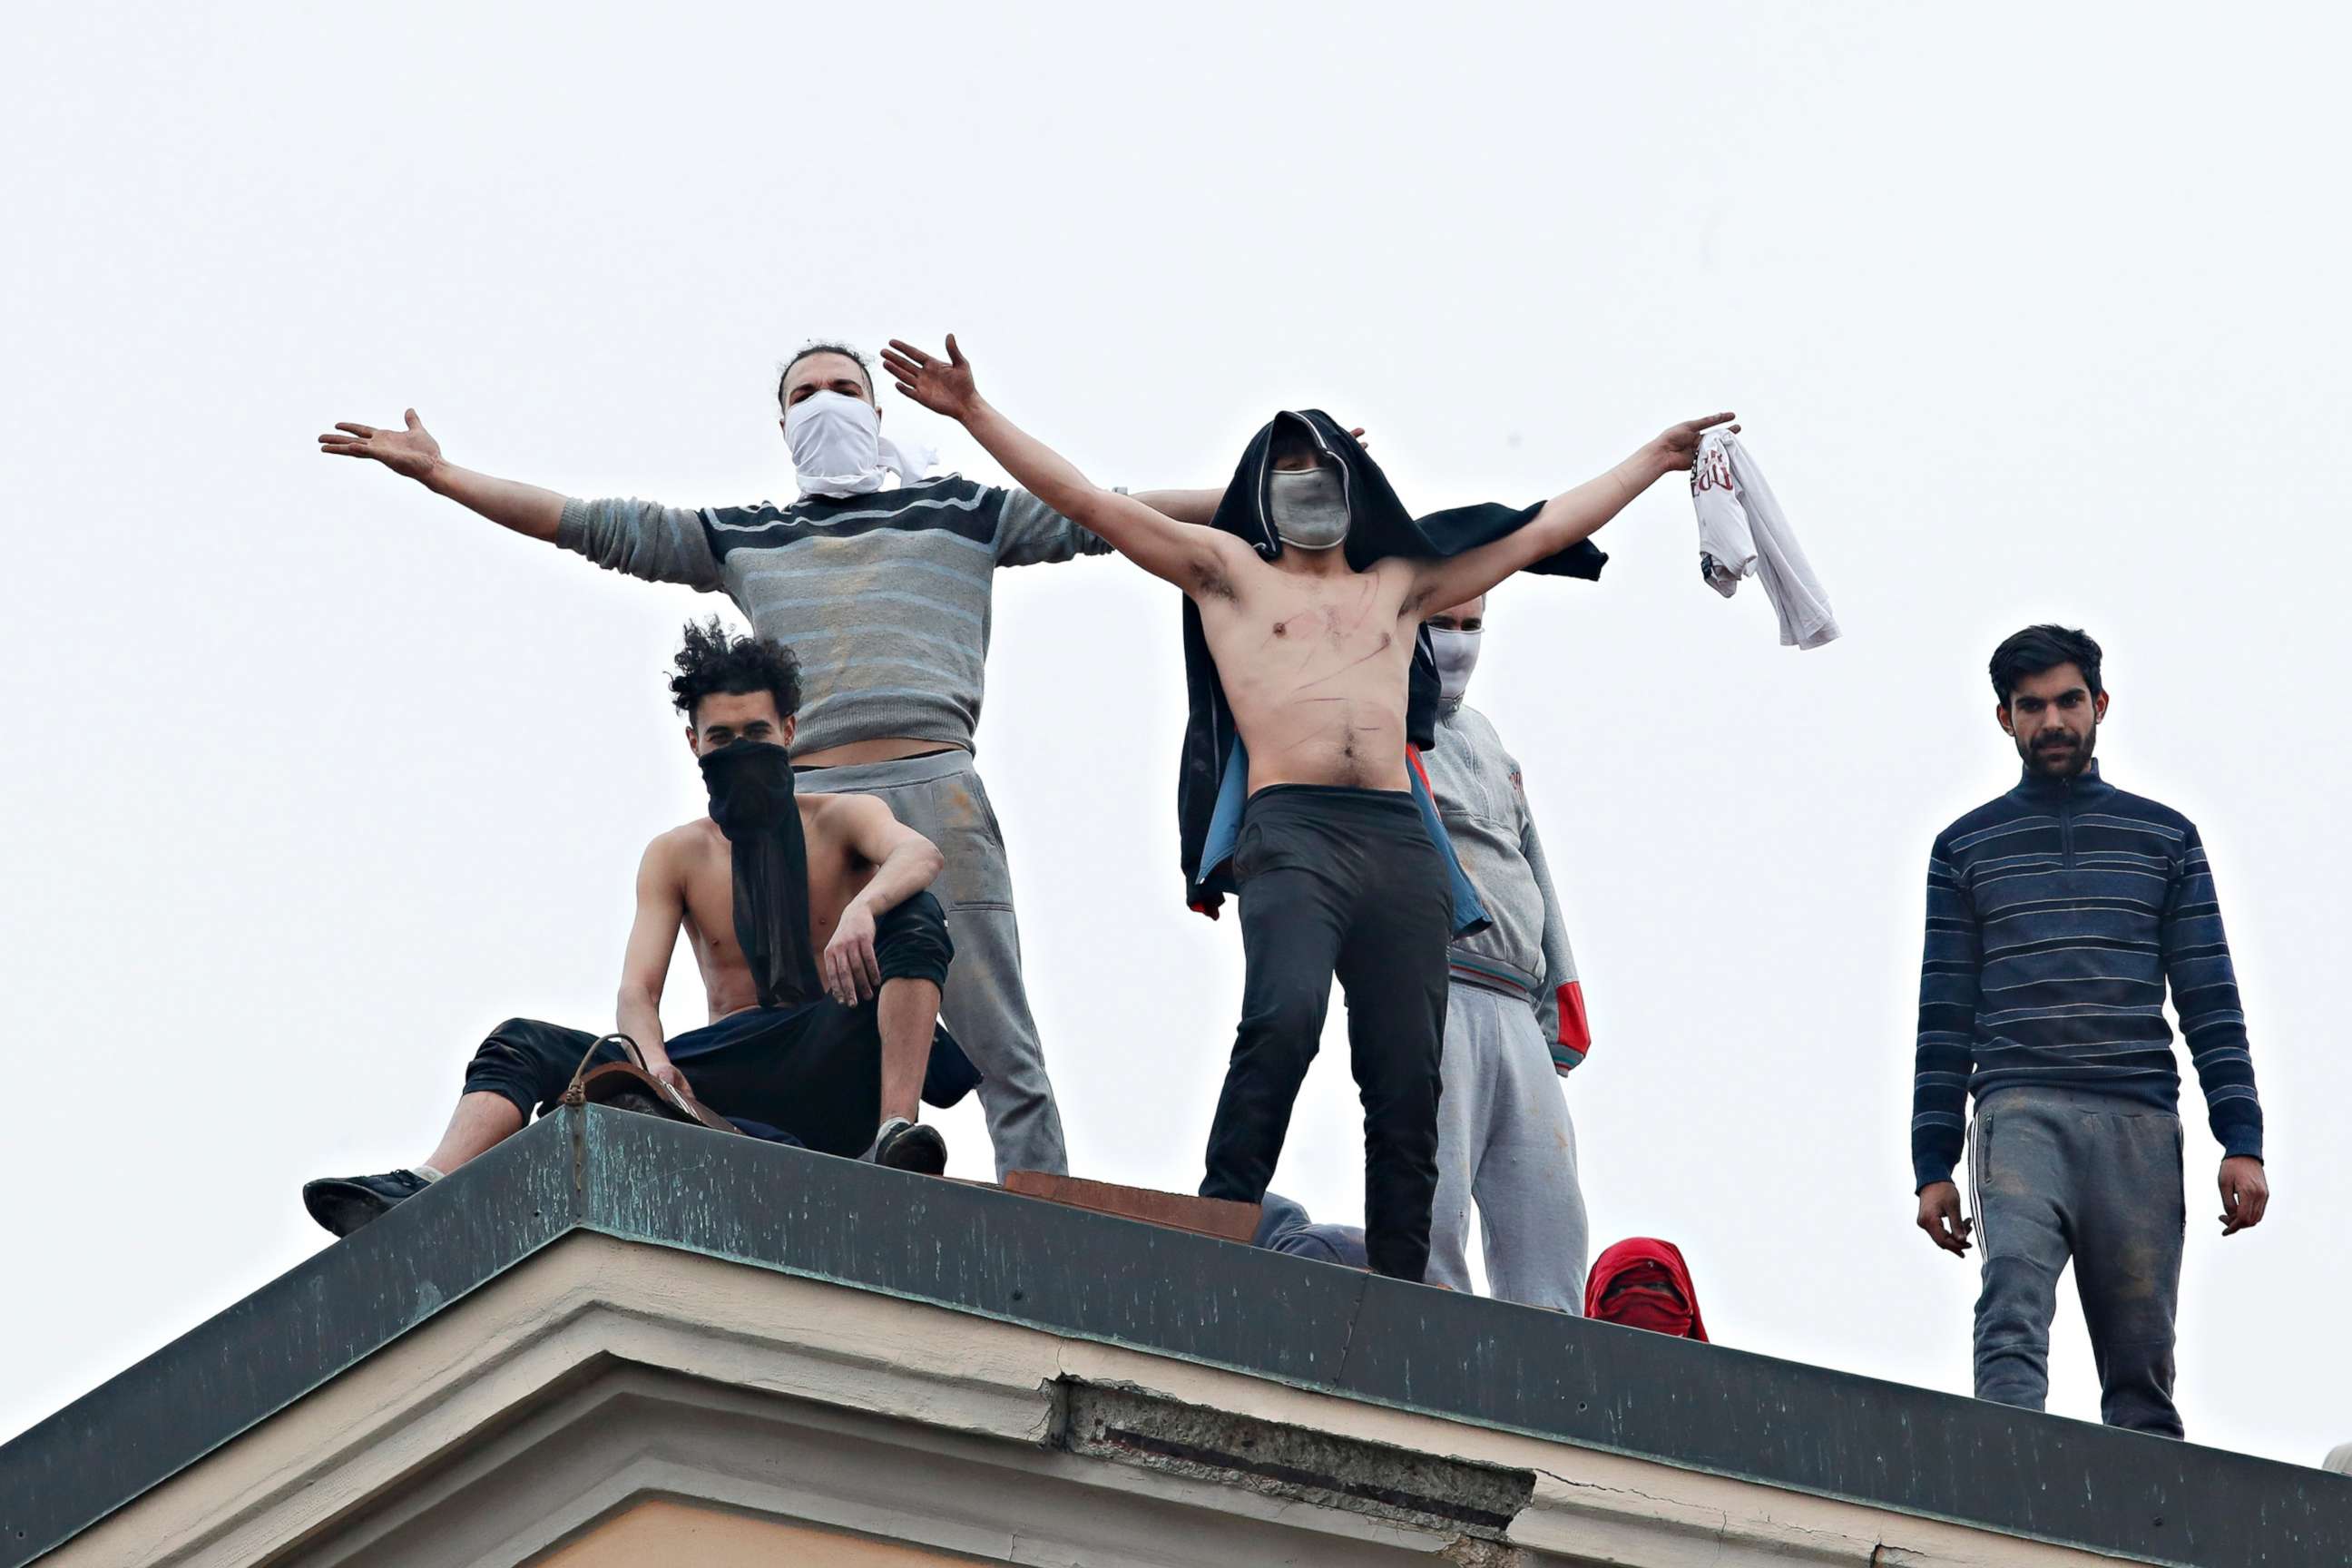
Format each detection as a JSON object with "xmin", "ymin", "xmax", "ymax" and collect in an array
[{"xmin": 1556, "ymin": 981, "xmax": 1592, "ymax": 1054}]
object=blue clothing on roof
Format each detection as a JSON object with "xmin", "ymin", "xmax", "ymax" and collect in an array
[
  {"xmin": 1253, "ymin": 1191, "xmax": 1371, "ymax": 1269},
  {"xmin": 1197, "ymin": 737, "xmax": 1489, "ymax": 936}
]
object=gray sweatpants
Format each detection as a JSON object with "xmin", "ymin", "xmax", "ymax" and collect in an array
[
  {"xmin": 1968, "ymin": 1085, "xmax": 2186, "ymax": 1436},
  {"xmin": 1425, "ymin": 983, "xmax": 1589, "ymax": 1309},
  {"xmin": 794, "ymin": 750, "xmax": 1066, "ymax": 1179}
]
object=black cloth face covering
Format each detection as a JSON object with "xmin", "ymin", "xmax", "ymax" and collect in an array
[{"xmin": 700, "ymin": 740, "xmax": 823, "ymax": 1009}]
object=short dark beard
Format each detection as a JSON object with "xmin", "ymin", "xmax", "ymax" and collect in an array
[{"xmin": 2016, "ymin": 722, "xmax": 2096, "ymax": 779}]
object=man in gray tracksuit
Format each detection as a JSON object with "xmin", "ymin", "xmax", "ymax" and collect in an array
[{"xmin": 1419, "ymin": 594, "xmax": 1592, "ymax": 1308}]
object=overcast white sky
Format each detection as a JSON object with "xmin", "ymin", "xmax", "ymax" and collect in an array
[{"xmin": 5, "ymin": 3, "xmax": 2348, "ymax": 1468}]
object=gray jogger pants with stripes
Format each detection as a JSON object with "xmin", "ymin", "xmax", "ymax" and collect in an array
[
  {"xmin": 1424, "ymin": 983, "xmax": 1589, "ymax": 1309},
  {"xmin": 1968, "ymin": 1084, "xmax": 2186, "ymax": 1436},
  {"xmin": 794, "ymin": 749, "xmax": 1067, "ymax": 1180}
]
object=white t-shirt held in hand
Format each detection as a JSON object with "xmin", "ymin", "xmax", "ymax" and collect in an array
[{"xmin": 1690, "ymin": 431, "xmax": 1839, "ymax": 650}]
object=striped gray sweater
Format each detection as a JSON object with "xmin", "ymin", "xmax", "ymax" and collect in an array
[
  {"xmin": 558, "ymin": 476, "xmax": 1110, "ymax": 757},
  {"xmin": 1911, "ymin": 761, "xmax": 2262, "ymax": 1190}
]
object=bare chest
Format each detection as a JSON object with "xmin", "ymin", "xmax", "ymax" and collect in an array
[
  {"xmin": 1209, "ymin": 571, "xmax": 1413, "ymax": 693},
  {"xmin": 679, "ymin": 818, "xmax": 868, "ymax": 970}
]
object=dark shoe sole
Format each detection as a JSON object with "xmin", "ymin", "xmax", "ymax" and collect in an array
[
  {"xmin": 302, "ymin": 1178, "xmax": 407, "ymax": 1239},
  {"xmin": 877, "ymin": 1123, "xmax": 948, "ymax": 1176}
]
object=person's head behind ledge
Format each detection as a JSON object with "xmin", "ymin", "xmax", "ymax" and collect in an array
[
  {"xmin": 1585, "ymin": 1238, "xmax": 1709, "ymax": 1342},
  {"xmin": 1989, "ymin": 623, "xmax": 2107, "ymax": 780},
  {"xmin": 670, "ymin": 617, "xmax": 803, "ymax": 758}
]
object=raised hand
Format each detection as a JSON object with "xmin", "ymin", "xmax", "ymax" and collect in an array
[
  {"xmin": 880, "ymin": 336, "xmax": 981, "ymax": 422},
  {"xmin": 1648, "ymin": 412, "xmax": 1740, "ymax": 473},
  {"xmin": 318, "ymin": 408, "xmax": 444, "ymax": 481}
]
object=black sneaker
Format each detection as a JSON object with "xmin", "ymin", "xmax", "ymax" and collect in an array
[
  {"xmin": 303, "ymin": 1169, "xmax": 434, "ymax": 1238},
  {"xmin": 868, "ymin": 1118, "xmax": 947, "ymax": 1176}
]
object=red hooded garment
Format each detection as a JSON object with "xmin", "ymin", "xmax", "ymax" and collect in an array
[{"xmin": 1583, "ymin": 1238, "xmax": 1709, "ymax": 1343}]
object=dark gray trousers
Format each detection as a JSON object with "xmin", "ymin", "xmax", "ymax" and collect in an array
[
  {"xmin": 1201, "ymin": 786, "xmax": 1452, "ymax": 1283},
  {"xmin": 1968, "ymin": 1085, "xmax": 2187, "ymax": 1437}
]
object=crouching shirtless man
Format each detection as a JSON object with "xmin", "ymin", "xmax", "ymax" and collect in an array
[
  {"xmin": 303, "ymin": 619, "xmax": 976, "ymax": 1236},
  {"xmin": 884, "ymin": 334, "xmax": 1727, "ymax": 1280}
]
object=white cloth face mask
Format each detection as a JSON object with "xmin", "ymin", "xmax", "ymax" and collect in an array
[
  {"xmin": 1269, "ymin": 465, "xmax": 1350, "ymax": 550},
  {"xmin": 1430, "ymin": 627, "xmax": 1482, "ymax": 703},
  {"xmin": 785, "ymin": 390, "xmax": 892, "ymax": 497}
]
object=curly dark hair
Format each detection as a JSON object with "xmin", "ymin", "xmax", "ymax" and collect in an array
[
  {"xmin": 1988, "ymin": 624, "xmax": 2103, "ymax": 707},
  {"xmin": 669, "ymin": 617, "xmax": 803, "ymax": 728}
]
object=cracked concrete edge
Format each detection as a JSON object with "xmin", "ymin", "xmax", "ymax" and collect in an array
[
  {"xmin": 1054, "ymin": 1378, "xmax": 1534, "ymax": 1537},
  {"xmin": 1046, "ymin": 1327, "xmax": 2133, "ymax": 1567}
]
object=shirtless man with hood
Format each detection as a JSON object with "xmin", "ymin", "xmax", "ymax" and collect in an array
[{"xmin": 884, "ymin": 334, "xmax": 1728, "ymax": 1281}]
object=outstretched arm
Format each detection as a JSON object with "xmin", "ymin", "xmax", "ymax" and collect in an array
[
  {"xmin": 318, "ymin": 410, "xmax": 568, "ymax": 543},
  {"xmin": 1404, "ymin": 414, "xmax": 1737, "ymax": 616},
  {"xmin": 881, "ymin": 337, "xmax": 1241, "ymax": 592},
  {"xmin": 320, "ymin": 409, "xmax": 720, "ymax": 587},
  {"xmin": 615, "ymin": 837, "xmax": 690, "ymax": 1091},
  {"xmin": 820, "ymin": 798, "xmax": 946, "ymax": 1005}
]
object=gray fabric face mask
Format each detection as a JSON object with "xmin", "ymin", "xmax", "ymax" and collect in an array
[
  {"xmin": 1269, "ymin": 465, "xmax": 1349, "ymax": 551},
  {"xmin": 1429, "ymin": 627, "xmax": 1482, "ymax": 703}
]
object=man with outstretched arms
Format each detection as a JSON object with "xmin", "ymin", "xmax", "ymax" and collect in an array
[
  {"xmin": 301, "ymin": 621, "xmax": 980, "ymax": 1236},
  {"xmin": 1418, "ymin": 593, "xmax": 1592, "ymax": 1309},
  {"xmin": 884, "ymin": 333, "xmax": 1727, "ymax": 1281},
  {"xmin": 1911, "ymin": 624, "xmax": 2269, "ymax": 1436},
  {"xmin": 320, "ymin": 345, "xmax": 1227, "ymax": 1179}
]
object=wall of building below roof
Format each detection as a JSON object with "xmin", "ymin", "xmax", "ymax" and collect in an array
[
  {"xmin": 539, "ymin": 1499, "xmax": 981, "ymax": 1567},
  {"xmin": 41, "ymin": 1234, "xmax": 2151, "ymax": 1568}
]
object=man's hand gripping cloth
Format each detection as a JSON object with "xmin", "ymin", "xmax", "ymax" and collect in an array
[
  {"xmin": 1177, "ymin": 410, "xmax": 1609, "ymax": 926},
  {"xmin": 1689, "ymin": 430, "xmax": 1839, "ymax": 649}
]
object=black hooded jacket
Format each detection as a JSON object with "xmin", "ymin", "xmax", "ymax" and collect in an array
[{"xmin": 1179, "ymin": 410, "xmax": 1607, "ymax": 912}]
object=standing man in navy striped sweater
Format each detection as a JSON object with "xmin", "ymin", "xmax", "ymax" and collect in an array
[{"xmin": 1911, "ymin": 625, "xmax": 2269, "ymax": 1436}]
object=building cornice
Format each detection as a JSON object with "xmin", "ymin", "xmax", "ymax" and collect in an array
[{"xmin": 4, "ymin": 1108, "xmax": 2346, "ymax": 1567}]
